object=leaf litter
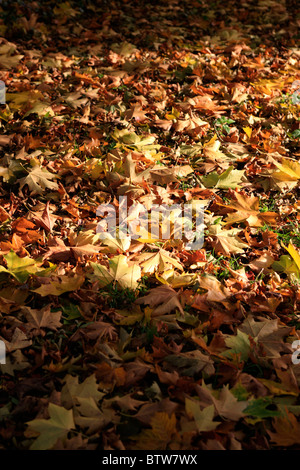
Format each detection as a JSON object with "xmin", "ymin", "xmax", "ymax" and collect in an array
[{"xmin": 0, "ymin": 0, "xmax": 300, "ymax": 451}]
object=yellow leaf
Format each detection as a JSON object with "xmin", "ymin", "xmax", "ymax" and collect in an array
[
  {"xmin": 283, "ymin": 242, "xmax": 300, "ymax": 272},
  {"xmin": 203, "ymin": 133, "xmax": 218, "ymax": 148},
  {"xmin": 6, "ymin": 90, "xmax": 44, "ymax": 110},
  {"xmin": 185, "ymin": 400, "xmax": 220, "ymax": 432},
  {"xmin": 156, "ymin": 269, "xmax": 196, "ymax": 288},
  {"xmin": 258, "ymin": 379, "xmax": 298, "ymax": 397},
  {"xmin": 0, "ymin": 250, "xmax": 44, "ymax": 283},
  {"xmin": 33, "ymin": 274, "xmax": 85, "ymax": 296},
  {"xmin": 135, "ymin": 249, "xmax": 183, "ymax": 274}
]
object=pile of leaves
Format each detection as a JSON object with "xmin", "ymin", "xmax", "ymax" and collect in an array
[{"xmin": 0, "ymin": 0, "xmax": 300, "ymax": 450}]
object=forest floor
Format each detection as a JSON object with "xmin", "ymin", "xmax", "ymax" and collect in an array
[{"xmin": 0, "ymin": 0, "xmax": 300, "ymax": 450}]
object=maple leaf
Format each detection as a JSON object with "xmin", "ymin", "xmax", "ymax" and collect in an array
[
  {"xmin": 134, "ymin": 248, "xmax": 183, "ymax": 274},
  {"xmin": 100, "ymin": 234, "xmax": 132, "ymax": 253},
  {"xmin": 156, "ymin": 269, "xmax": 196, "ymax": 288},
  {"xmin": 61, "ymin": 374, "xmax": 105, "ymax": 409},
  {"xmin": 180, "ymin": 142, "xmax": 203, "ymax": 158},
  {"xmin": 24, "ymin": 101, "xmax": 54, "ymax": 118},
  {"xmin": 198, "ymin": 274, "xmax": 230, "ymax": 302},
  {"xmin": 111, "ymin": 41, "xmax": 137, "ymax": 57},
  {"xmin": 103, "ymin": 393, "xmax": 145, "ymax": 412},
  {"xmin": 74, "ymin": 397, "xmax": 117, "ymax": 435},
  {"xmin": 193, "ymin": 94, "xmax": 227, "ymax": 116},
  {"xmin": 32, "ymin": 273, "xmax": 85, "ymax": 296},
  {"xmin": 131, "ymin": 412, "xmax": 178, "ymax": 450},
  {"xmin": 202, "ymin": 135, "xmax": 227, "ymax": 161},
  {"xmin": 23, "ymin": 305, "xmax": 62, "ymax": 336},
  {"xmin": 30, "ymin": 201, "xmax": 57, "ymax": 233},
  {"xmin": 207, "ymin": 223, "xmax": 248, "ymax": 255},
  {"xmin": 185, "ymin": 400, "xmax": 220, "ymax": 432},
  {"xmin": 42, "ymin": 235, "xmax": 101, "ymax": 262},
  {"xmin": 6, "ymin": 90, "xmax": 44, "ymax": 110},
  {"xmin": 0, "ymin": 327, "xmax": 32, "ymax": 353},
  {"xmin": 0, "ymin": 158, "xmax": 24, "ymax": 182},
  {"xmin": 19, "ymin": 166, "xmax": 59, "ymax": 195},
  {"xmin": 0, "ymin": 250, "xmax": 44, "ymax": 282},
  {"xmin": 0, "ymin": 349, "xmax": 30, "ymax": 376},
  {"xmin": 164, "ymin": 350, "xmax": 215, "ymax": 377},
  {"xmin": 195, "ymin": 382, "xmax": 248, "ymax": 421},
  {"xmin": 90, "ymin": 254, "xmax": 141, "ymax": 290},
  {"xmin": 239, "ymin": 315, "xmax": 293, "ymax": 360},
  {"xmin": 113, "ymin": 306, "xmax": 144, "ymax": 326},
  {"xmin": 213, "ymin": 385, "xmax": 248, "ymax": 421},
  {"xmin": 133, "ymin": 399, "xmax": 178, "ymax": 425},
  {"xmin": 268, "ymin": 157, "xmax": 300, "ymax": 191},
  {"xmin": 149, "ymin": 167, "xmax": 178, "ymax": 184},
  {"xmin": 258, "ymin": 378, "xmax": 298, "ymax": 397},
  {"xmin": 249, "ymin": 252, "xmax": 275, "ymax": 273},
  {"xmin": 69, "ymin": 229, "xmax": 101, "ymax": 247},
  {"xmin": 70, "ymin": 321, "xmax": 117, "ymax": 342},
  {"xmin": 26, "ymin": 403, "xmax": 75, "ymax": 450},
  {"xmin": 173, "ymin": 165, "xmax": 194, "ymax": 177},
  {"xmin": 244, "ymin": 397, "xmax": 281, "ymax": 420},
  {"xmin": 112, "ymin": 129, "xmax": 157, "ymax": 149},
  {"xmin": 10, "ymin": 217, "xmax": 42, "ymax": 245},
  {"xmin": 222, "ymin": 330, "xmax": 251, "ymax": 362},
  {"xmin": 53, "ymin": 434, "xmax": 95, "ymax": 450},
  {"xmin": 124, "ymin": 104, "xmax": 148, "ymax": 122},
  {"xmin": 272, "ymin": 255, "xmax": 300, "ymax": 281},
  {"xmin": 0, "ymin": 50, "xmax": 23, "ymax": 69},
  {"xmin": 283, "ymin": 242, "xmax": 300, "ymax": 273}
]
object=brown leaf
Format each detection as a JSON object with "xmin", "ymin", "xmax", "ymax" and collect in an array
[
  {"xmin": 134, "ymin": 399, "xmax": 178, "ymax": 425},
  {"xmin": 0, "ymin": 327, "xmax": 32, "ymax": 352},
  {"xmin": 214, "ymin": 191, "xmax": 278, "ymax": 227},
  {"xmin": 131, "ymin": 412, "xmax": 178, "ymax": 450}
]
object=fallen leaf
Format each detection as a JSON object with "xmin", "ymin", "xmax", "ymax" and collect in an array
[
  {"xmin": 19, "ymin": 166, "xmax": 59, "ymax": 195},
  {"xmin": 90, "ymin": 255, "xmax": 141, "ymax": 289},
  {"xmin": 23, "ymin": 305, "xmax": 62, "ymax": 336},
  {"xmin": 135, "ymin": 285, "xmax": 184, "ymax": 315},
  {"xmin": 268, "ymin": 410, "xmax": 300, "ymax": 446},
  {"xmin": 202, "ymin": 166, "xmax": 247, "ymax": 189},
  {"xmin": 26, "ymin": 403, "xmax": 75, "ymax": 450},
  {"xmin": 185, "ymin": 400, "xmax": 220, "ymax": 432},
  {"xmin": 32, "ymin": 274, "xmax": 85, "ymax": 296}
]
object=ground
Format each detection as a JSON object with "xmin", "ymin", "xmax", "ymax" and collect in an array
[{"xmin": 0, "ymin": 0, "xmax": 300, "ymax": 451}]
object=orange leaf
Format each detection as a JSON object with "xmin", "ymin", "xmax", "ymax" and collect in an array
[{"xmin": 268, "ymin": 410, "xmax": 300, "ymax": 446}]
